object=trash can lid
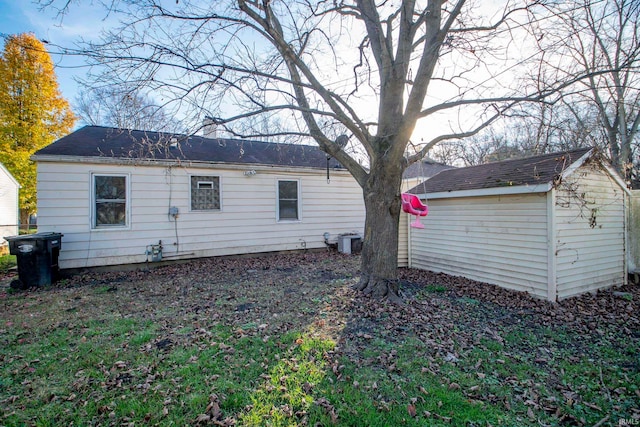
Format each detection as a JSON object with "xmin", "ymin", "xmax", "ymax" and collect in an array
[{"xmin": 4, "ymin": 232, "xmax": 64, "ymax": 241}]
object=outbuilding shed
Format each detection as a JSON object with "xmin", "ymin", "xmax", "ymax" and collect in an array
[{"xmin": 404, "ymin": 147, "xmax": 629, "ymax": 301}]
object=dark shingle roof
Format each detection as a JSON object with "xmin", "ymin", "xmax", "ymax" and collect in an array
[
  {"xmin": 407, "ymin": 147, "xmax": 593, "ymax": 195},
  {"xmin": 35, "ymin": 126, "xmax": 343, "ymax": 169},
  {"xmin": 402, "ymin": 158, "xmax": 456, "ymax": 179}
]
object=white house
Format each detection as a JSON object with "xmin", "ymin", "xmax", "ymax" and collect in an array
[
  {"xmin": 32, "ymin": 126, "xmax": 365, "ymax": 270},
  {"xmin": 402, "ymin": 148, "xmax": 630, "ymax": 301},
  {"xmin": 0, "ymin": 163, "xmax": 20, "ymax": 251},
  {"xmin": 402, "ymin": 157, "xmax": 455, "ymax": 191}
]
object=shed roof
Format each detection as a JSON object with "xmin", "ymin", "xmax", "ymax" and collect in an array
[
  {"xmin": 34, "ymin": 125, "xmax": 344, "ymax": 169},
  {"xmin": 407, "ymin": 147, "xmax": 594, "ymax": 196}
]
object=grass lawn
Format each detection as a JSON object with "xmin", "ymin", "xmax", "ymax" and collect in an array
[
  {"xmin": 0, "ymin": 254, "xmax": 16, "ymax": 274},
  {"xmin": 0, "ymin": 252, "xmax": 638, "ymax": 426}
]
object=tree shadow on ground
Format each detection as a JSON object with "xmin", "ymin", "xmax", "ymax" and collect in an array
[{"xmin": 0, "ymin": 251, "xmax": 638, "ymax": 426}]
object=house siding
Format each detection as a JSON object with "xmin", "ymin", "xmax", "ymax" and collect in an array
[
  {"xmin": 554, "ymin": 163, "xmax": 626, "ymax": 299},
  {"xmin": 409, "ymin": 193, "xmax": 550, "ymax": 299},
  {"xmin": 37, "ymin": 161, "xmax": 364, "ymax": 269},
  {"xmin": 398, "ymin": 212, "xmax": 409, "ymax": 267},
  {"xmin": 0, "ymin": 165, "xmax": 19, "ymax": 245}
]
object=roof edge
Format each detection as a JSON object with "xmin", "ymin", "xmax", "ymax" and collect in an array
[
  {"xmin": 559, "ymin": 147, "xmax": 594, "ymax": 180},
  {"xmin": 559, "ymin": 148, "xmax": 630, "ymax": 194},
  {"xmin": 31, "ymin": 154, "xmax": 351, "ymax": 174},
  {"xmin": 599, "ymin": 158, "xmax": 632, "ymax": 196},
  {"xmin": 0, "ymin": 163, "xmax": 20, "ymax": 188},
  {"xmin": 413, "ymin": 183, "xmax": 552, "ymax": 199}
]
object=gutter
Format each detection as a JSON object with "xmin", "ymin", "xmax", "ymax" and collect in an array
[
  {"xmin": 414, "ymin": 183, "xmax": 552, "ymax": 200},
  {"xmin": 31, "ymin": 154, "xmax": 352, "ymax": 176}
]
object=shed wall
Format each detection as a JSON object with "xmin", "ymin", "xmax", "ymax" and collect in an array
[
  {"xmin": 36, "ymin": 162, "xmax": 364, "ymax": 269},
  {"xmin": 409, "ymin": 193, "xmax": 550, "ymax": 299},
  {"xmin": 554, "ymin": 163, "xmax": 626, "ymax": 299}
]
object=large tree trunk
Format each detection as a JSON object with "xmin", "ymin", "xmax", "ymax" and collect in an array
[
  {"xmin": 353, "ymin": 159, "xmax": 404, "ymax": 303},
  {"xmin": 19, "ymin": 210, "xmax": 31, "ymax": 232}
]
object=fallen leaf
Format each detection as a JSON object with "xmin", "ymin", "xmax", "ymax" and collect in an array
[{"xmin": 407, "ymin": 404, "xmax": 416, "ymax": 417}]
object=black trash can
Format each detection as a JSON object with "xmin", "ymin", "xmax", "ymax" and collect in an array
[{"xmin": 4, "ymin": 232, "xmax": 63, "ymax": 289}]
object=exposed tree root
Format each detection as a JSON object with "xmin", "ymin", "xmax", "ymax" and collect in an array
[{"xmin": 352, "ymin": 275, "xmax": 404, "ymax": 305}]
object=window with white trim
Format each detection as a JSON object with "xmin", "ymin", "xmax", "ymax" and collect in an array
[
  {"xmin": 277, "ymin": 180, "xmax": 299, "ymax": 221},
  {"xmin": 191, "ymin": 175, "xmax": 220, "ymax": 211},
  {"xmin": 93, "ymin": 174, "xmax": 127, "ymax": 228}
]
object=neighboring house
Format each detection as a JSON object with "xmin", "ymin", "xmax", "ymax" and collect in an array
[
  {"xmin": 628, "ymin": 190, "xmax": 640, "ymax": 279},
  {"xmin": 0, "ymin": 163, "xmax": 20, "ymax": 251},
  {"xmin": 402, "ymin": 147, "xmax": 629, "ymax": 301},
  {"xmin": 32, "ymin": 126, "xmax": 365, "ymax": 270},
  {"xmin": 402, "ymin": 157, "xmax": 455, "ymax": 191}
]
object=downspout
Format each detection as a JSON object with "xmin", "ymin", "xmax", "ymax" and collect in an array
[{"xmin": 547, "ymin": 188, "xmax": 557, "ymax": 302}]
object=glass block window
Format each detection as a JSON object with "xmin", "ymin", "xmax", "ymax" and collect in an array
[
  {"xmin": 93, "ymin": 175, "xmax": 127, "ymax": 228},
  {"xmin": 191, "ymin": 176, "xmax": 220, "ymax": 211},
  {"xmin": 278, "ymin": 180, "xmax": 299, "ymax": 221}
]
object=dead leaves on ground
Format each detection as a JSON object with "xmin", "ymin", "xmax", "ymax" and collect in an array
[{"xmin": 1, "ymin": 251, "xmax": 639, "ymax": 426}]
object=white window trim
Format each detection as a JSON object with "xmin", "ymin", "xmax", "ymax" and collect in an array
[
  {"xmin": 189, "ymin": 174, "xmax": 222, "ymax": 212},
  {"xmin": 276, "ymin": 179, "xmax": 302, "ymax": 222},
  {"xmin": 90, "ymin": 172, "xmax": 131, "ymax": 230}
]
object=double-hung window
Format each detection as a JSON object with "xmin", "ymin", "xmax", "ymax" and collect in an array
[
  {"xmin": 277, "ymin": 180, "xmax": 300, "ymax": 221},
  {"xmin": 191, "ymin": 175, "xmax": 220, "ymax": 211},
  {"xmin": 93, "ymin": 174, "xmax": 128, "ymax": 228}
]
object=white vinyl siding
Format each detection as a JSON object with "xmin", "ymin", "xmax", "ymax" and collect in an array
[
  {"xmin": 554, "ymin": 164, "xmax": 626, "ymax": 299},
  {"xmin": 36, "ymin": 162, "xmax": 364, "ymax": 269},
  {"xmin": 398, "ymin": 212, "xmax": 409, "ymax": 267},
  {"xmin": 410, "ymin": 193, "xmax": 550, "ymax": 299},
  {"xmin": 0, "ymin": 164, "xmax": 19, "ymax": 242},
  {"xmin": 407, "ymin": 160, "xmax": 628, "ymax": 301}
]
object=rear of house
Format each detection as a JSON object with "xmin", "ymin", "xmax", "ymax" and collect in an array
[
  {"xmin": 403, "ymin": 148, "xmax": 629, "ymax": 301},
  {"xmin": 34, "ymin": 126, "xmax": 365, "ymax": 270}
]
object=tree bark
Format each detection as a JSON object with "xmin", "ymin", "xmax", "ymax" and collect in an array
[{"xmin": 353, "ymin": 157, "xmax": 404, "ymax": 303}]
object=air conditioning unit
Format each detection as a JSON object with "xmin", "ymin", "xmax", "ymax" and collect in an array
[{"xmin": 337, "ymin": 234, "xmax": 362, "ymax": 255}]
